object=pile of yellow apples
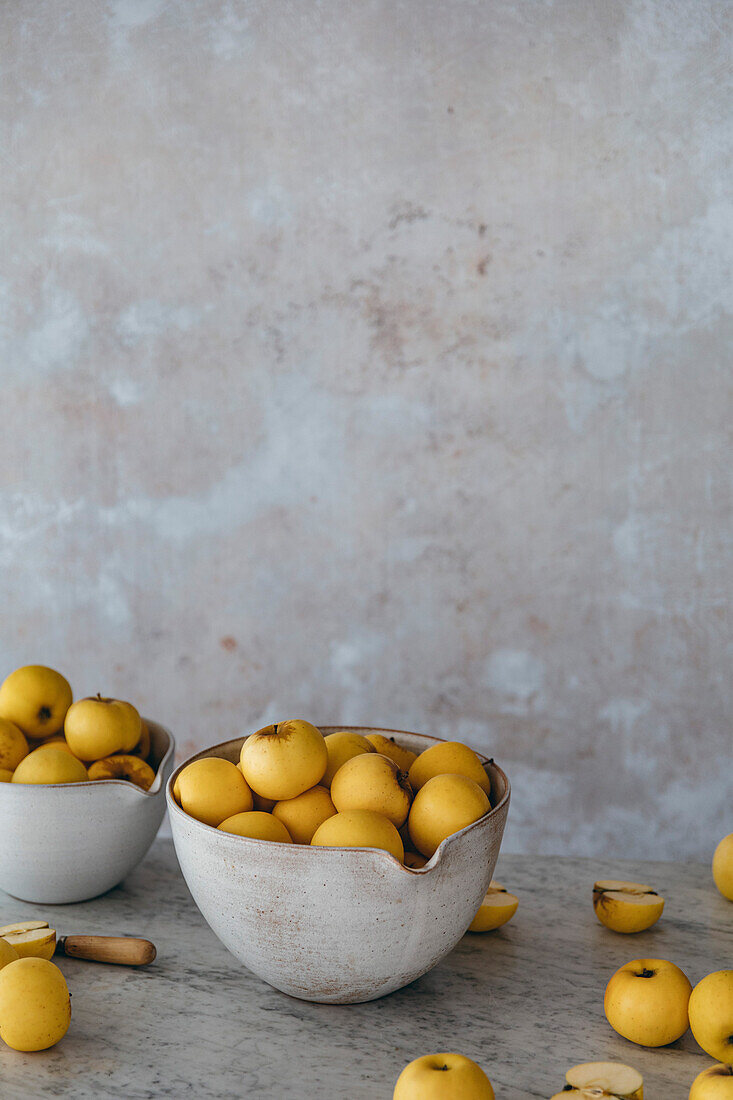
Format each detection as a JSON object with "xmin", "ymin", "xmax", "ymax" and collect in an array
[
  {"xmin": 0, "ymin": 920, "xmax": 70, "ymax": 1052},
  {"xmin": 174, "ymin": 718, "xmax": 501, "ymax": 865},
  {"xmin": 0, "ymin": 664, "xmax": 155, "ymax": 790}
]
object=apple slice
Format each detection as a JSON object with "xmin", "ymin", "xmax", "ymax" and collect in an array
[
  {"xmin": 566, "ymin": 1061, "xmax": 643, "ymax": 1098},
  {"xmin": 1, "ymin": 926, "xmax": 56, "ymax": 960},
  {"xmin": 467, "ymin": 881, "xmax": 519, "ymax": 932},
  {"xmin": 0, "ymin": 919, "xmax": 49, "ymax": 937},
  {"xmin": 593, "ymin": 880, "xmax": 664, "ymax": 934}
]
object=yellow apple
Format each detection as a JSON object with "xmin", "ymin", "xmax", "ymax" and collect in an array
[
  {"xmin": 0, "ymin": 665, "xmax": 72, "ymax": 739},
  {"xmin": 713, "ymin": 835, "xmax": 733, "ymax": 901},
  {"xmin": 689, "ymin": 1063, "xmax": 733, "ymax": 1099},
  {"xmin": 12, "ymin": 746, "xmax": 88, "ymax": 785},
  {"xmin": 0, "ymin": 958, "xmax": 71, "ymax": 1051},
  {"xmin": 393, "ymin": 1053, "xmax": 495, "ymax": 1099},
  {"xmin": 467, "ymin": 881, "xmax": 518, "ymax": 932},
  {"xmin": 404, "ymin": 851, "xmax": 428, "ymax": 869},
  {"xmin": 408, "ymin": 773, "xmax": 490, "ymax": 858},
  {"xmin": 331, "ymin": 752, "xmax": 412, "ymax": 827},
  {"xmin": 689, "ymin": 970, "xmax": 733, "ymax": 1062},
  {"xmin": 311, "ymin": 809, "xmax": 404, "ymax": 861},
  {"xmin": 322, "ymin": 731, "xmax": 375, "ymax": 786},
  {"xmin": 38, "ymin": 735, "xmax": 75, "ymax": 754},
  {"xmin": 365, "ymin": 733, "xmax": 417, "ymax": 772},
  {"xmin": 64, "ymin": 695, "xmax": 141, "ymax": 761},
  {"xmin": 593, "ymin": 880, "xmax": 665, "ymax": 933},
  {"xmin": 0, "ymin": 940, "xmax": 18, "ymax": 971},
  {"xmin": 0, "ymin": 717, "xmax": 28, "ymax": 771},
  {"xmin": 561, "ymin": 1061, "xmax": 643, "ymax": 1099},
  {"xmin": 217, "ymin": 811, "xmax": 292, "ymax": 842},
  {"xmin": 240, "ymin": 720, "xmax": 327, "ymax": 800},
  {"xmin": 604, "ymin": 958, "xmax": 691, "ymax": 1046},
  {"xmin": 88, "ymin": 754, "xmax": 156, "ymax": 791},
  {"xmin": 0, "ymin": 927, "xmax": 56, "ymax": 960},
  {"xmin": 176, "ymin": 758, "xmax": 253, "ymax": 827},
  {"xmin": 0, "ymin": 768, "xmax": 13, "ymax": 782},
  {"xmin": 272, "ymin": 785, "xmax": 336, "ymax": 844},
  {"xmin": 408, "ymin": 741, "xmax": 491, "ymax": 796}
]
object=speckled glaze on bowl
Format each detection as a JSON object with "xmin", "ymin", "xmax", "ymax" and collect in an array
[
  {"xmin": 168, "ymin": 727, "xmax": 510, "ymax": 1004},
  {"xmin": 0, "ymin": 720, "xmax": 175, "ymax": 904}
]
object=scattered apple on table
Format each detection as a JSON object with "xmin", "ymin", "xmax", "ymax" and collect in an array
[
  {"xmin": 0, "ymin": 920, "xmax": 56, "ymax": 960},
  {"xmin": 713, "ymin": 835, "xmax": 733, "ymax": 901},
  {"xmin": 593, "ymin": 880, "xmax": 665, "ymax": 933},
  {"xmin": 689, "ymin": 1063, "xmax": 733, "ymax": 1099},
  {"xmin": 467, "ymin": 881, "xmax": 518, "ymax": 932},
  {"xmin": 393, "ymin": 1052, "xmax": 494, "ymax": 1098},
  {"xmin": 0, "ymin": 957, "xmax": 70, "ymax": 1051},
  {"xmin": 604, "ymin": 958, "xmax": 692, "ymax": 1046},
  {"xmin": 688, "ymin": 970, "xmax": 733, "ymax": 1062},
  {"xmin": 550, "ymin": 1060, "xmax": 643, "ymax": 1099},
  {"xmin": 0, "ymin": 940, "xmax": 18, "ymax": 970}
]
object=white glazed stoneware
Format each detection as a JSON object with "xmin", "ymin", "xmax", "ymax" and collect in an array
[
  {"xmin": 168, "ymin": 726, "xmax": 510, "ymax": 1004},
  {"xmin": 0, "ymin": 720, "xmax": 175, "ymax": 904}
]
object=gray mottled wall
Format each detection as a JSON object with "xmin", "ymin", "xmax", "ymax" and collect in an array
[{"xmin": 2, "ymin": 0, "xmax": 731, "ymax": 858}]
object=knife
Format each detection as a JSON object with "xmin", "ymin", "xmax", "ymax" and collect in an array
[{"xmin": 55, "ymin": 935, "xmax": 156, "ymax": 966}]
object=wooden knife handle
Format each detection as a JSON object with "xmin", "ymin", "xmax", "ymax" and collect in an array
[{"xmin": 58, "ymin": 936, "xmax": 156, "ymax": 966}]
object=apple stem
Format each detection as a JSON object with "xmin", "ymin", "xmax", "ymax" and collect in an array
[{"xmin": 638, "ymin": 968, "xmax": 655, "ymax": 978}]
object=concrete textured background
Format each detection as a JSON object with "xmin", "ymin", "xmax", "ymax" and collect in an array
[{"xmin": 1, "ymin": 0, "xmax": 731, "ymax": 858}]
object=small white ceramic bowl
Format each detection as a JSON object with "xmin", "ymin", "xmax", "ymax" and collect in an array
[
  {"xmin": 0, "ymin": 720, "xmax": 175, "ymax": 904},
  {"xmin": 168, "ymin": 727, "xmax": 510, "ymax": 1003}
]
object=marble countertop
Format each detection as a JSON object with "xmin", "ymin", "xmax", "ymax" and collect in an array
[{"xmin": 0, "ymin": 841, "xmax": 728, "ymax": 1098}]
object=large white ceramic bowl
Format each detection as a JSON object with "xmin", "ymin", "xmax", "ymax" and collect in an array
[
  {"xmin": 0, "ymin": 720, "xmax": 175, "ymax": 904},
  {"xmin": 168, "ymin": 727, "xmax": 510, "ymax": 1004}
]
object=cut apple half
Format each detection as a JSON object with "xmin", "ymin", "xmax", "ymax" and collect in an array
[
  {"xmin": 565, "ymin": 1060, "xmax": 643, "ymax": 1099},
  {"xmin": 593, "ymin": 880, "xmax": 664, "ymax": 934},
  {"xmin": 467, "ymin": 880, "xmax": 519, "ymax": 932},
  {"xmin": 1, "ymin": 925, "xmax": 56, "ymax": 960},
  {"xmin": 0, "ymin": 919, "xmax": 49, "ymax": 937}
]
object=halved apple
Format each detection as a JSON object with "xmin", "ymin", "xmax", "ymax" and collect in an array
[
  {"xmin": 0, "ymin": 921, "xmax": 56, "ymax": 960},
  {"xmin": 560, "ymin": 1061, "xmax": 643, "ymax": 1099},
  {"xmin": 467, "ymin": 881, "xmax": 518, "ymax": 932},
  {"xmin": 593, "ymin": 880, "xmax": 664, "ymax": 933}
]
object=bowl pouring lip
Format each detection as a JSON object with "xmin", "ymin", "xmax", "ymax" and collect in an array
[
  {"xmin": 0, "ymin": 719, "xmax": 175, "ymax": 798},
  {"xmin": 166, "ymin": 726, "xmax": 510, "ymax": 873}
]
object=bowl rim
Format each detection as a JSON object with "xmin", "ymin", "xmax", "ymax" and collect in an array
[
  {"xmin": 166, "ymin": 726, "xmax": 510, "ymax": 873},
  {"xmin": 1, "ymin": 718, "xmax": 175, "ymax": 797}
]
